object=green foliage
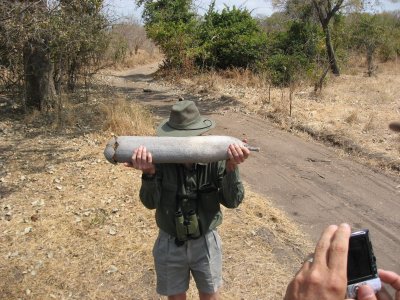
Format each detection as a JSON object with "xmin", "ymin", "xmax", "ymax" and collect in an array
[
  {"xmin": 375, "ymin": 13, "xmax": 400, "ymax": 61},
  {"xmin": 50, "ymin": 1, "xmax": 110, "ymax": 90},
  {"xmin": 342, "ymin": 12, "xmax": 400, "ymax": 63},
  {"xmin": 137, "ymin": 0, "xmax": 198, "ymax": 69},
  {"xmin": 196, "ymin": 6, "xmax": 268, "ymax": 70},
  {"xmin": 349, "ymin": 14, "xmax": 384, "ymax": 52},
  {"xmin": 135, "ymin": 0, "xmax": 400, "ymax": 86},
  {"xmin": 138, "ymin": 0, "xmax": 195, "ymax": 25},
  {"xmin": 266, "ymin": 53, "xmax": 306, "ymax": 86},
  {"xmin": 265, "ymin": 20, "xmax": 321, "ymax": 86},
  {"xmin": 137, "ymin": 1, "xmax": 269, "ymax": 71}
]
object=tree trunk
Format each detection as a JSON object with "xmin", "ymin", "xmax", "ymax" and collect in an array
[
  {"xmin": 67, "ymin": 59, "xmax": 78, "ymax": 92},
  {"xmin": 314, "ymin": 63, "xmax": 330, "ymax": 93},
  {"xmin": 366, "ymin": 47, "xmax": 375, "ymax": 77},
  {"xmin": 23, "ymin": 40, "xmax": 56, "ymax": 111},
  {"xmin": 54, "ymin": 59, "xmax": 63, "ymax": 95},
  {"xmin": 323, "ymin": 24, "xmax": 340, "ymax": 76}
]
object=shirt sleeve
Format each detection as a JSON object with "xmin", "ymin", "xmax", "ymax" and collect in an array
[
  {"xmin": 218, "ymin": 161, "xmax": 245, "ymax": 208},
  {"xmin": 139, "ymin": 167, "xmax": 162, "ymax": 209}
]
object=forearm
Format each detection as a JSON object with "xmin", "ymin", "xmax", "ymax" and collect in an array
[
  {"xmin": 139, "ymin": 175, "xmax": 161, "ymax": 209},
  {"xmin": 220, "ymin": 168, "xmax": 244, "ymax": 208}
]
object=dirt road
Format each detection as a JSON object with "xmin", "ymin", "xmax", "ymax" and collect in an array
[{"xmin": 107, "ymin": 63, "xmax": 400, "ymax": 274}]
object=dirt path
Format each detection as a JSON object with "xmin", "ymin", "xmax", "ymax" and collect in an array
[{"xmin": 106, "ymin": 63, "xmax": 400, "ymax": 274}]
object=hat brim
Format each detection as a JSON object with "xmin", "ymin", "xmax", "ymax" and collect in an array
[{"xmin": 156, "ymin": 118, "xmax": 216, "ymax": 137}]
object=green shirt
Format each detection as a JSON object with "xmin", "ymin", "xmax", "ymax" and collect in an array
[{"xmin": 139, "ymin": 161, "xmax": 244, "ymax": 237}]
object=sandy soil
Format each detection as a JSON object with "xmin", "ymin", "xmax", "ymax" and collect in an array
[{"xmin": 106, "ymin": 63, "xmax": 400, "ymax": 274}]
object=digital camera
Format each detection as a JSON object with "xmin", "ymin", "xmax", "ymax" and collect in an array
[{"xmin": 347, "ymin": 229, "xmax": 381, "ymax": 298}]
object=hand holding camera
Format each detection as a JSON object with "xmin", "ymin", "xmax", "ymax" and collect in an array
[
  {"xmin": 284, "ymin": 224, "xmax": 351, "ymax": 300},
  {"xmin": 284, "ymin": 224, "xmax": 400, "ymax": 300}
]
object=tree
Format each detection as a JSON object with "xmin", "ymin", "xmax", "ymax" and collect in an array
[
  {"xmin": 348, "ymin": 13, "xmax": 384, "ymax": 76},
  {"xmin": 0, "ymin": 0, "xmax": 109, "ymax": 111},
  {"xmin": 271, "ymin": 0, "xmax": 368, "ymax": 76},
  {"xmin": 196, "ymin": 4, "xmax": 268, "ymax": 69},
  {"xmin": 21, "ymin": 1, "xmax": 57, "ymax": 111},
  {"xmin": 375, "ymin": 12, "xmax": 400, "ymax": 61},
  {"xmin": 265, "ymin": 19, "xmax": 321, "ymax": 86},
  {"xmin": 136, "ymin": 0, "xmax": 198, "ymax": 69}
]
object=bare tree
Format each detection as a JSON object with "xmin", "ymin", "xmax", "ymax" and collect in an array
[{"xmin": 0, "ymin": 0, "xmax": 109, "ymax": 112}]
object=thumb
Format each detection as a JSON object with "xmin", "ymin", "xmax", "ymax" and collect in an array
[{"xmin": 357, "ymin": 285, "xmax": 378, "ymax": 300}]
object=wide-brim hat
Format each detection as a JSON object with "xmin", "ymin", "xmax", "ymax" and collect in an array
[{"xmin": 156, "ymin": 100, "xmax": 215, "ymax": 137}]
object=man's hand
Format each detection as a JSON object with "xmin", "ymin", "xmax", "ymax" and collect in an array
[
  {"xmin": 226, "ymin": 141, "xmax": 250, "ymax": 172},
  {"xmin": 357, "ymin": 269, "xmax": 400, "ymax": 300},
  {"xmin": 284, "ymin": 223, "xmax": 352, "ymax": 300},
  {"xmin": 124, "ymin": 146, "xmax": 156, "ymax": 175}
]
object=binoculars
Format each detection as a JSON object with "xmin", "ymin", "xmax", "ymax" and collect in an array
[{"xmin": 175, "ymin": 210, "xmax": 201, "ymax": 242}]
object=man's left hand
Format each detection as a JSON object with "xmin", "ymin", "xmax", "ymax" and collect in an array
[{"xmin": 226, "ymin": 141, "xmax": 250, "ymax": 172}]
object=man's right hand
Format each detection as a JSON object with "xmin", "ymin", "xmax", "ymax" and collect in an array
[
  {"xmin": 357, "ymin": 269, "xmax": 400, "ymax": 300},
  {"xmin": 124, "ymin": 146, "xmax": 156, "ymax": 175}
]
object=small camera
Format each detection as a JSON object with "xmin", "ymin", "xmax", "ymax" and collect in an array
[{"xmin": 346, "ymin": 229, "xmax": 381, "ymax": 298}]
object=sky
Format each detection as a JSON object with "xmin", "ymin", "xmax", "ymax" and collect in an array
[{"xmin": 104, "ymin": 0, "xmax": 400, "ymax": 22}]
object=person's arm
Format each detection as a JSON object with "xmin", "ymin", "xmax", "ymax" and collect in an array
[
  {"xmin": 125, "ymin": 146, "xmax": 160, "ymax": 209},
  {"xmin": 218, "ymin": 143, "xmax": 250, "ymax": 208}
]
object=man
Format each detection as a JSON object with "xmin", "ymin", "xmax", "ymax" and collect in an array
[
  {"xmin": 125, "ymin": 100, "xmax": 250, "ymax": 300},
  {"xmin": 284, "ymin": 223, "xmax": 400, "ymax": 300}
]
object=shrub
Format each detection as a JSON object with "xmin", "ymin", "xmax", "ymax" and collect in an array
[{"xmin": 196, "ymin": 6, "xmax": 268, "ymax": 70}]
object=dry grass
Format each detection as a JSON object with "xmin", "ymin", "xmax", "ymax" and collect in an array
[
  {"xmin": 344, "ymin": 110, "xmax": 359, "ymax": 124},
  {"xmin": 112, "ymin": 49, "xmax": 163, "ymax": 71},
  {"xmin": 0, "ymin": 89, "xmax": 313, "ymax": 299},
  {"xmin": 101, "ymin": 98, "xmax": 155, "ymax": 136}
]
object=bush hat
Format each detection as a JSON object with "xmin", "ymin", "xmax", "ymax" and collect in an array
[{"xmin": 156, "ymin": 100, "xmax": 215, "ymax": 137}]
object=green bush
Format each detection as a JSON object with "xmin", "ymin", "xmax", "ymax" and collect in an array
[
  {"xmin": 266, "ymin": 53, "xmax": 309, "ymax": 86},
  {"xmin": 138, "ymin": 0, "xmax": 198, "ymax": 69},
  {"xmin": 196, "ymin": 6, "xmax": 268, "ymax": 70},
  {"xmin": 265, "ymin": 20, "xmax": 320, "ymax": 86}
]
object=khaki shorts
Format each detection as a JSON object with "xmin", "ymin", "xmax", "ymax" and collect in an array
[{"xmin": 152, "ymin": 229, "xmax": 223, "ymax": 296}]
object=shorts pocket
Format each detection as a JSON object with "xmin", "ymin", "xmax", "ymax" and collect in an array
[
  {"xmin": 153, "ymin": 234, "xmax": 168, "ymax": 265},
  {"xmin": 205, "ymin": 230, "xmax": 222, "ymax": 263}
]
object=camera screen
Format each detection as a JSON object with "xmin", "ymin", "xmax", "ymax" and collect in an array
[{"xmin": 347, "ymin": 234, "xmax": 373, "ymax": 282}]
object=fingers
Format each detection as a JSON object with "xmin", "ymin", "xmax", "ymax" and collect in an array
[
  {"xmin": 313, "ymin": 225, "xmax": 338, "ymax": 267},
  {"xmin": 227, "ymin": 144, "xmax": 250, "ymax": 164},
  {"xmin": 328, "ymin": 223, "xmax": 351, "ymax": 272},
  {"xmin": 356, "ymin": 269, "xmax": 400, "ymax": 300},
  {"xmin": 357, "ymin": 285, "xmax": 378, "ymax": 300},
  {"xmin": 129, "ymin": 146, "xmax": 154, "ymax": 171},
  {"xmin": 378, "ymin": 269, "xmax": 400, "ymax": 290}
]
